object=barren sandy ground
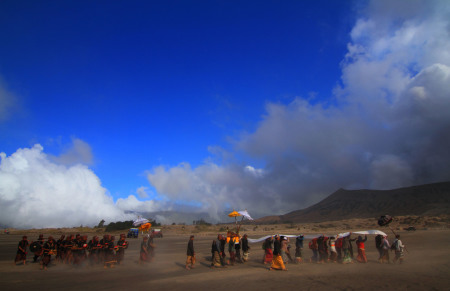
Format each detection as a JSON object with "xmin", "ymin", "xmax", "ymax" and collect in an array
[{"xmin": 1, "ymin": 227, "xmax": 449, "ymax": 291}]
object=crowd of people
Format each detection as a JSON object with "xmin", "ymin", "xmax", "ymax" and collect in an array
[
  {"xmin": 14, "ymin": 230, "xmax": 406, "ymax": 271},
  {"xmin": 210, "ymin": 232, "xmax": 251, "ymax": 268},
  {"xmin": 206, "ymin": 232, "xmax": 406, "ymax": 271},
  {"xmin": 14, "ymin": 233, "xmax": 129, "ymax": 270}
]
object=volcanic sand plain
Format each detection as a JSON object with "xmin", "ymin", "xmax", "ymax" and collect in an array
[{"xmin": 1, "ymin": 223, "xmax": 449, "ymax": 291}]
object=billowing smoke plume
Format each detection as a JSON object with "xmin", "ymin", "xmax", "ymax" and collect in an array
[{"xmin": 147, "ymin": 0, "xmax": 450, "ymax": 218}]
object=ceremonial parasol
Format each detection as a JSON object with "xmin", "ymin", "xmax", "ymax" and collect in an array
[
  {"xmin": 133, "ymin": 217, "xmax": 150, "ymax": 226},
  {"xmin": 228, "ymin": 209, "xmax": 254, "ymax": 233},
  {"xmin": 228, "ymin": 210, "xmax": 242, "ymax": 231},
  {"xmin": 228, "ymin": 210, "xmax": 241, "ymax": 219},
  {"xmin": 139, "ymin": 222, "xmax": 152, "ymax": 232}
]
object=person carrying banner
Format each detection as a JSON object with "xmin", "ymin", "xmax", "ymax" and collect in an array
[
  {"xmin": 356, "ymin": 235, "xmax": 368, "ymax": 263},
  {"xmin": 262, "ymin": 236, "xmax": 273, "ymax": 264},
  {"xmin": 380, "ymin": 235, "xmax": 390, "ymax": 263},
  {"xmin": 328, "ymin": 236, "xmax": 337, "ymax": 263},
  {"xmin": 295, "ymin": 235, "xmax": 304, "ymax": 263}
]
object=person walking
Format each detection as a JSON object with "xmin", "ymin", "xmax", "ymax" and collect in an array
[
  {"xmin": 270, "ymin": 235, "xmax": 287, "ymax": 271},
  {"xmin": 392, "ymin": 235, "xmax": 406, "ymax": 264},
  {"xmin": 241, "ymin": 234, "xmax": 250, "ymax": 262},
  {"xmin": 186, "ymin": 235, "xmax": 195, "ymax": 270},
  {"xmin": 356, "ymin": 235, "xmax": 368, "ymax": 263}
]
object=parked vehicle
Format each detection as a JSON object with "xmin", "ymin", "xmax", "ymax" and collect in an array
[
  {"xmin": 404, "ymin": 226, "xmax": 416, "ymax": 231},
  {"xmin": 127, "ymin": 228, "xmax": 139, "ymax": 238},
  {"xmin": 152, "ymin": 229, "xmax": 163, "ymax": 238}
]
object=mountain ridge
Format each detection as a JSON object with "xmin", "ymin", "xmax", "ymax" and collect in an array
[{"xmin": 255, "ymin": 181, "xmax": 450, "ymax": 224}]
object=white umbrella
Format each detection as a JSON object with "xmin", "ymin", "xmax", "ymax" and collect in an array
[
  {"xmin": 133, "ymin": 218, "xmax": 150, "ymax": 226},
  {"xmin": 237, "ymin": 210, "xmax": 253, "ymax": 221}
]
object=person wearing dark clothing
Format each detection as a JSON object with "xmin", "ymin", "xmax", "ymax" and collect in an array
[
  {"xmin": 235, "ymin": 235, "xmax": 242, "ymax": 263},
  {"xmin": 211, "ymin": 234, "xmax": 224, "ymax": 268},
  {"xmin": 116, "ymin": 234, "xmax": 128, "ymax": 265},
  {"xmin": 317, "ymin": 236, "xmax": 329, "ymax": 263},
  {"xmin": 87, "ymin": 236, "xmax": 100, "ymax": 265},
  {"xmin": 15, "ymin": 236, "xmax": 29, "ymax": 265},
  {"xmin": 33, "ymin": 234, "xmax": 44, "ymax": 263},
  {"xmin": 375, "ymin": 235, "xmax": 383, "ymax": 261},
  {"xmin": 55, "ymin": 235, "xmax": 65, "ymax": 263},
  {"xmin": 228, "ymin": 235, "xmax": 236, "ymax": 266},
  {"xmin": 241, "ymin": 234, "xmax": 250, "ymax": 262},
  {"xmin": 186, "ymin": 235, "xmax": 195, "ymax": 270},
  {"xmin": 309, "ymin": 238, "xmax": 318, "ymax": 263},
  {"xmin": 349, "ymin": 236, "xmax": 357, "ymax": 259},
  {"xmin": 103, "ymin": 236, "xmax": 116, "ymax": 268},
  {"xmin": 41, "ymin": 236, "xmax": 56, "ymax": 270},
  {"xmin": 295, "ymin": 235, "xmax": 304, "ymax": 263}
]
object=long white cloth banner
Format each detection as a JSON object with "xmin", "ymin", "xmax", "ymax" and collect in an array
[
  {"xmin": 337, "ymin": 230, "xmax": 387, "ymax": 238},
  {"xmin": 247, "ymin": 229, "xmax": 387, "ymax": 244}
]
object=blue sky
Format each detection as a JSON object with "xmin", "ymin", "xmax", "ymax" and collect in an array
[
  {"xmin": 1, "ymin": 0, "xmax": 450, "ymax": 228},
  {"xmin": 0, "ymin": 1, "xmax": 351, "ymax": 195}
]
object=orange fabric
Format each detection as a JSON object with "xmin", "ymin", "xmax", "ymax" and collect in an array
[{"xmin": 271, "ymin": 255, "xmax": 286, "ymax": 270}]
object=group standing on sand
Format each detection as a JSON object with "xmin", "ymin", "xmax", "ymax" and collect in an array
[
  {"xmin": 139, "ymin": 233, "xmax": 156, "ymax": 264},
  {"xmin": 14, "ymin": 233, "xmax": 130, "ymax": 270},
  {"xmin": 304, "ymin": 233, "xmax": 406, "ymax": 266},
  {"xmin": 210, "ymin": 231, "xmax": 251, "ymax": 268},
  {"xmin": 14, "ymin": 230, "xmax": 407, "ymax": 271}
]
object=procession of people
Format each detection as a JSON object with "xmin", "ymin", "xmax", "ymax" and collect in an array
[
  {"xmin": 13, "ymin": 228, "xmax": 407, "ymax": 271},
  {"xmin": 14, "ymin": 233, "xmax": 130, "ymax": 270}
]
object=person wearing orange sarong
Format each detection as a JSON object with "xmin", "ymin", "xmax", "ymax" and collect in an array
[
  {"xmin": 262, "ymin": 237, "xmax": 273, "ymax": 264},
  {"xmin": 270, "ymin": 235, "xmax": 287, "ymax": 271}
]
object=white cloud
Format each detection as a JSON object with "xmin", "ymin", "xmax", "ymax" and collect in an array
[
  {"xmin": 115, "ymin": 194, "xmax": 161, "ymax": 213},
  {"xmin": 0, "ymin": 144, "xmax": 133, "ymax": 228},
  {"xmin": 147, "ymin": 162, "xmax": 282, "ymax": 219},
  {"xmin": 49, "ymin": 137, "xmax": 94, "ymax": 165},
  {"xmin": 136, "ymin": 186, "xmax": 150, "ymax": 199},
  {"xmin": 244, "ymin": 165, "xmax": 264, "ymax": 177}
]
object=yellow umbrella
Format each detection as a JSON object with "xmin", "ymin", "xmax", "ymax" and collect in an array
[
  {"xmin": 228, "ymin": 210, "xmax": 241, "ymax": 218},
  {"xmin": 228, "ymin": 210, "xmax": 242, "ymax": 232}
]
